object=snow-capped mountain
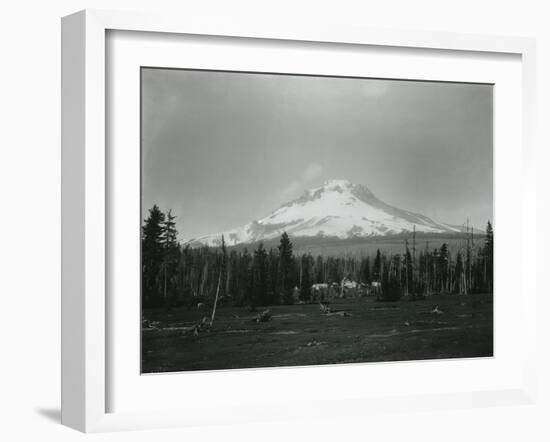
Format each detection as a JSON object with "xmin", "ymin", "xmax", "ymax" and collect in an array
[{"xmin": 188, "ymin": 179, "xmax": 464, "ymax": 247}]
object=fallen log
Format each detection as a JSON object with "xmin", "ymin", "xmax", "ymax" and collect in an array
[
  {"xmin": 325, "ymin": 310, "xmax": 352, "ymax": 317},
  {"xmin": 253, "ymin": 309, "xmax": 272, "ymax": 323},
  {"xmin": 233, "ymin": 313, "xmax": 260, "ymax": 321},
  {"xmin": 320, "ymin": 302, "xmax": 351, "ymax": 317},
  {"xmin": 182, "ymin": 316, "xmax": 211, "ymax": 337}
]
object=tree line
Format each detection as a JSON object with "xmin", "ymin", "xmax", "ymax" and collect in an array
[{"xmin": 142, "ymin": 205, "xmax": 493, "ymax": 308}]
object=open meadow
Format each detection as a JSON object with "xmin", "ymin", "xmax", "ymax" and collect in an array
[{"xmin": 142, "ymin": 293, "xmax": 493, "ymax": 373}]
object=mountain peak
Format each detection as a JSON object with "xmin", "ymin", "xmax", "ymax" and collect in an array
[
  {"xmin": 187, "ymin": 178, "xmax": 462, "ymax": 247},
  {"xmin": 319, "ymin": 179, "xmax": 376, "ymax": 203},
  {"xmin": 323, "ymin": 179, "xmax": 352, "ymax": 188}
]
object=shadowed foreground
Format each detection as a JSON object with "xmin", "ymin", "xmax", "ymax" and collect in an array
[{"xmin": 142, "ymin": 293, "xmax": 493, "ymax": 373}]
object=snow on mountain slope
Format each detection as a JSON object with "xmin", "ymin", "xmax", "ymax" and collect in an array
[{"xmin": 187, "ymin": 179, "xmax": 463, "ymax": 247}]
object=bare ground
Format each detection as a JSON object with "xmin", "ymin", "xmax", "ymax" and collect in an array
[{"xmin": 141, "ymin": 293, "xmax": 493, "ymax": 373}]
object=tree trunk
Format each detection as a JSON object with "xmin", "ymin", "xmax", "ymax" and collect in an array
[{"xmin": 210, "ymin": 269, "xmax": 222, "ymax": 325}]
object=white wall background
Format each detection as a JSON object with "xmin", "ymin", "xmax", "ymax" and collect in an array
[{"xmin": 0, "ymin": 0, "xmax": 548, "ymax": 441}]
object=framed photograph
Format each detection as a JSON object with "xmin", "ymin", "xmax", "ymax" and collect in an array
[{"xmin": 61, "ymin": 9, "xmax": 537, "ymax": 432}]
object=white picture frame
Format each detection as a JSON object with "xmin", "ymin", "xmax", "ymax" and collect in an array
[{"xmin": 61, "ymin": 9, "xmax": 537, "ymax": 433}]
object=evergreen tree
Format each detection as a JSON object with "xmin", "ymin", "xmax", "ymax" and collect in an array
[
  {"xmin": 179, "ymin": 245, "xmax": 194, "ymax": 305},
  {"xmin": 472, "ymin": 249, "xmax": 485, "ymax": 293},
  {"xmin": 327, "ymin": 257, "xmax": 339, "ymax": 283},
  {"xmin": 300, "ymin": 254, "xmax": 313, "ymax": 302},
  {"xmin": 455, "ymin": 250, "xmax": 464, "ymax": 294},
  {"xmin": 438, "ymin": 243, "xmax": 449, "ymax": 293},
  {"xmin": 227, "ymin": 250, "xmax": 239, "ymax": 300},
  {"xmin": 361, "ymin": 256, "xmax": 371, "ymax": 284},
  {"xmin": 267, "ymin": 248, "xmax": 279, "ymax": 305},
  {"xmin": 404, "ymin": 248, "xmax": 413, "ymax": 296},
  {"xmin": 238, "ymin": 248, "xmax": 253, "ymax": 307},
  {"xmin": 161, "ymin": 209, "xmax": 180, "ymax": 304},
  {"xmin": 373, "ymin": 249, "xmax": 382, "ymax": 281},
  {"xmin": 252, "ymin": 242, "xmax": 269, "ymax": 306},
  {"xmin": 315, "ymin": 255, "xmax": 324, "ymax": 283},
  {"xmin": 278, "ymin": 232, "xmax": 295, "ymax": 304},
  {"xmin": 219, "ymin": 234, "xmax": 228, "ymax": 299},
  {"xmin": 142, "ymin": 205, "xmax": 165, "ymax": 306},
  {"xmin": 381, "ymin": 254, "xmax": 401, "ymax": 301},
  {"xmin": 162, "ymin": 210, "xmax": 178, "ymax": 248}
]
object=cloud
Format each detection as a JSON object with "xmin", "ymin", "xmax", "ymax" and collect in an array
[
  {"xmin": 303, "ymin": 163, "xmax": 323, "ymax": 181},
  {"xmin": 279, "ymin": 162, "xmax": 324, "ymax": 201}
]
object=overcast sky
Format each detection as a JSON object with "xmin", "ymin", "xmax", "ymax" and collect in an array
[{"xmin": 141, "ymin": 68, "xmax": 493, "ymax": 241}]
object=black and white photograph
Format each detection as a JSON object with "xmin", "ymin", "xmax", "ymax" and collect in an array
[
  {"xmin": 5, "ymin": 1, "xmax": 549, "ymax": 438},
  {"xmin": 140, "ymin": 68, "xmax": 494, "ymax": 373}
]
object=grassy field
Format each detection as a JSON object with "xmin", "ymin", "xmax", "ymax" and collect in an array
[{"xmin": 141, "ymin": 293, "xmax": 493, "ymax": 373}]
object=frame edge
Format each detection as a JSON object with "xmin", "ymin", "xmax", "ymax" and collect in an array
[
  {"xmin": 61, "ymin": 8, "xmax": 538, "ymax": 432},
  {"xmin": 61, "ymin": 10, "xmax": 87, "ymax": 432},
  {"xmin": 61, "ymin": 9, "xmax": 108, "ymax": 433}
]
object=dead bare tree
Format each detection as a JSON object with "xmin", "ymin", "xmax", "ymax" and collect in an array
[
  {"xmin": 210, "ymin": 269, "xmax": 222, "ymax": 326},
  {"xmin": 404, "ymin": 239, "xmax": 409, "ymax": 297},
  {"xmin": 412, "ymin": 225, "xmax": 416, "ymax": 292},
  {"xmin": 210, "ymin": 235, "xmax": 226, "ymax": 326}
]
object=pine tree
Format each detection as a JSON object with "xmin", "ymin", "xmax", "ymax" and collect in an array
[
  {"xmin": 219, "ymin": 234, "xmax": 228, "ymax": 299},
  {"xmin": 300, "ymin": 254, "xmax": 313, "ymax": 302},
  {"xmin": 455, "ymin": 250, "xmax": 465, "ymax": 294},
  {"xmin": 315, "ymin": 255, "xmax": 324, "ymax": 283},
  {"xmin": 267, "ymin": 248, "xmax": 278, "ymax": 305},
  {"xmin": 252, "ymin": 242, "xmax": 269, "ymax": 306},
  {"xmin": 238, "ymin": 248, "xmax": 252, "ymax": 307},
  {"xmin": 362, "ymin": 256, "xmax": 371, "ymax": 284},
  {"xmin": 142, "ymin": 205, "xmax": 165, "ymax": 306},
  {"xmin": 161, "ymin": 209, "xmax": 180, "ymax": 304},
  {"xmin": 227, "ymin": 250, "xmax": 239, "ymax": 300},
  {"xmin": 438, "ymin": 243, "xmax": 449, "ymax": 293},
  {"xmin": 179, "ymin": 244, "xmax": 194, "ymax": 305},
  {"xmin": 404, "ymin": 247, "xmax": 413, "ymax": 297},
  {"xmin": 162, "ymin": 210, "xmax": 178, "ymax": 249},
  {"xmin": 278, "ymin": 232, "xmax": 295, "ymax": 304},
  {"xmin": 381, "ymin": 254, "xmax": 401, "ymax": 301},
  {"xmin": 373, "ymin": 249, "xmax": 382, "ymax": 281}
]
